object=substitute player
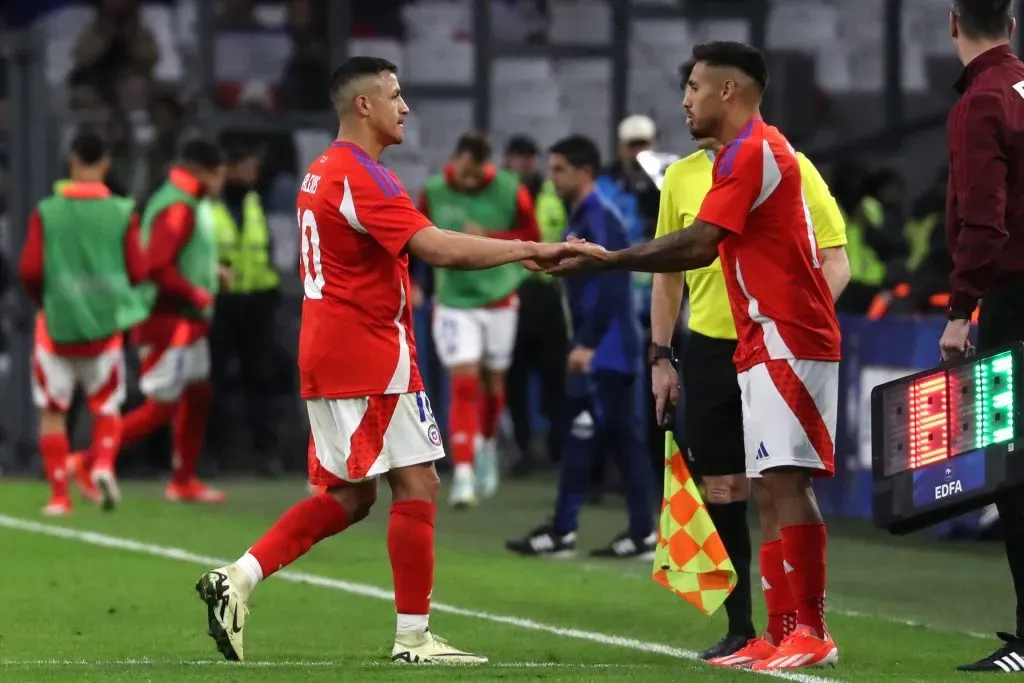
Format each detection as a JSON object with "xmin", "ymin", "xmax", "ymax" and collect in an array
[
  {"xmin": 506, "ymin": 135, "xmax": 656, "ymax": 560},
  {"xmin": 544, "ymin": 42, "xmax": 841, "ymax": 671},
  {"xmin": 116, "ymin": 139, "xmax": 226, "ymax": 503},
  {"xmin": 19, "ymin": 131, "xmax": 149, "ymax": 515},
  {"xmin": 194, "ymin": 56, "xmax": 575, "ymax": 665},
  {"xmin": 652, "ymin": 60, "xmax": 850, "ymax": 662},
  {"xmin": 421, "ymin": 132, "xmax": 540, "ymax": 507},
  {"xmin": 939, "ymin": 1, "xmax": 1024, "ymax": 673}
]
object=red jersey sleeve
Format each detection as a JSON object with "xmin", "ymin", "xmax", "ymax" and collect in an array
[
  {"xmin": 19, "ymin": 209, "xmax": 44, "ymax": 305},
  {"xmin": 123, "ymin": 213, "xmax": 149, "ymax": 285},
  {"xmin": 345, "ymin": 165, "xmax": 433, "ymax": 257},
  {"xmin": 149, "ymin": 202, "xmax": 206, "ymax": 305},
  {"xmin": 696, "ymin": 138, "xmax": 763, "ymax": 235}
]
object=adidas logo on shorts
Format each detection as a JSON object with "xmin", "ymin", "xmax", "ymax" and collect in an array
[{"xmin": 756, "ymin": 442, "xmax": 770, "ymax": 461}]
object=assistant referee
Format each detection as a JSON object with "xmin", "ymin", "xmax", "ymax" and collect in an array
[
  {"xmin": 650, "ymin": 60, "xmax": 851, "ymax": 660},
  {"xmin": 941, "ymin": 1, "xmax": 1024, "ymax": 674}
]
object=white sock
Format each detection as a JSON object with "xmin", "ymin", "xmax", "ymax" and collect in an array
[
  {"xmin": 397, "ymin": 613, "xmax": 429, "ymax": 634},
  {"xmin": 454, "ymin": 463, "xmax": 473, "ymax": 479},
  {"xmin": 233, "ymin": 552, "xmax": 264, "ymax": 592}
]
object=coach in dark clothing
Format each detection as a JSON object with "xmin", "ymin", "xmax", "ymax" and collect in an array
[{"xmin": 940, "ymin": 1, "xmax": 1024, "ymax": 673}]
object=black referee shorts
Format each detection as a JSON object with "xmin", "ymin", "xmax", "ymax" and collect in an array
[{"xmin": 681, "ymin": 331, "xmax": 745, "ymax": 479}]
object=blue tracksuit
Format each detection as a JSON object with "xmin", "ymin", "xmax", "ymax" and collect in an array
[{"xmin": 553, "ymin": 191, "xmax": 655, "ymax": 538}]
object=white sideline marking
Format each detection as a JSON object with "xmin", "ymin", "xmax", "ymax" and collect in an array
[
  {"xmin": 0, "ymin": 659, "xmax": 646, "ymax": 669},
  {"xmin": 0, "ymin": 515, "xmax": 838, "ymax": 683}
]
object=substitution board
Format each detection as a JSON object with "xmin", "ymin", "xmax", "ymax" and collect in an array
[{"xmin": 871, "ymin": 343, "xmax": 1024, "ymax": 534}]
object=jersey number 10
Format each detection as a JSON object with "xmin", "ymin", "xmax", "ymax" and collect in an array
[{"xmin": 298, "ymin": 208, "xmax": 325, "ymax": 300}]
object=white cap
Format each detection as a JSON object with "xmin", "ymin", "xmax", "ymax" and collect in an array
[{"xmin": 618, "ymin": 114, "xmax": 656, "ymax": 142}]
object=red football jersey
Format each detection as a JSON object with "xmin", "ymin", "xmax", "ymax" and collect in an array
[
  {"xmin": 297, "ymin": 141, "xmax": 432, "ymax": 399},
  {"xmin": 696, "ymin": 117, "xmax": 841, "ymax": 372}
]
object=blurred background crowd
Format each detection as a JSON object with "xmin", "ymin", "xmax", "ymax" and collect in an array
[{"xmin": 0, "ymin": 0, "xmax": 990, "ymax": 532}]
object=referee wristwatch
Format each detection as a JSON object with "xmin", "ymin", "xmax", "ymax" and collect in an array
[{"xmin": 648, "ymin": 344, "xmax": 675, "ymax": 366}]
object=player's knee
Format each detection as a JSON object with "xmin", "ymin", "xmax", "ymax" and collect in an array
[
  {"xmin": 482, "ymin": 369, "xmax": 506, "ymax": 396},
  {"xmin": 449, "ymin": 363, "xmax": 480, "ymax": 380},
  {"xmin": 388, "ymin": 462, "xmax": 441, "ymax": 503},
  {"xmin": 703, "ymin": 474, "xmax": 749, "ymax": 504},
  {"xmin": 38, "ymin": 408, "xmax": 66, "ymax": 437},
  {"xmin": 329, "ymin": 483, "xmax": 378, "ymax": 524},
  {"xmin": 751, "ymin": 480, "xmax": 778, "ymax": 537}
]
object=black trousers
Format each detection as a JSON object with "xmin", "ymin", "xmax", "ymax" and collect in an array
[
  {"xmin": 977, "ymin": 282, "xmax": 1024, "ymax": 635},
  {"xmin": 506, "ymin": 277, "xmax": 568, "ymax": 464},
  {"xmin": 208, "ymin": 290, "xmax": 281, "ymax": 462}
]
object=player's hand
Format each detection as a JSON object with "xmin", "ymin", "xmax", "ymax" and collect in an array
[
  {"xmin": 939, "ymin": 318, "xmax": 972, "ymax": 362},
  {"xmin": 522, "ymin": 241, "xmax": 578, "ymax": 272},
  {"xmin": 191, "ymin": 288, "xmax": 214, "ymax": 311},
  {"xmin": 567, "ymin": 346, "xmax": 595, "ymax": 374},
  {"xmin": 651, "ymin": 359, "xmax": 679, "ymax": 426},
  {"xmin": 544, "ymin": 240, "xmax": 615, "ymax": 276}
]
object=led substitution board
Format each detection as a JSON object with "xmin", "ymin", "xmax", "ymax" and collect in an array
[{"xmin": 871, "ymin": 343, "xmax": 1024, "ymax": 534}]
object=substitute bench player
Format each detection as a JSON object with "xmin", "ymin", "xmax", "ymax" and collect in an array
[
  {"xmin": 545, "ymin": 42, "xmax": 841, "ymax": 671},
  {"xmin": 194, "ymin": 56, "xmax": 576, "ymax": 665}
]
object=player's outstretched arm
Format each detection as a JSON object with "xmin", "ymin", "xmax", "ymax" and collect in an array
[
  {"xmin": 407, "ymin": 225, "xmax": 572, "ymax": 271},
  {"xmin": 549, "ymin": 220, "xmax": 726, "ymax": 275}
]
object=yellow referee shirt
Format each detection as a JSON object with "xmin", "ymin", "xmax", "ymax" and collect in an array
[{"xmin": 655, "ymin": 150, "xmax": 847, "ymax": 340}]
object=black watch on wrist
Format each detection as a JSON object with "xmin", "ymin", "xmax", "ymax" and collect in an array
[
  {"xmin": 947, "ymin": 306, "xmax": 972, "ymax": 322},
  {"xmin": 648, "ymin": 344, "xmax": 675, "ymax": 366}
]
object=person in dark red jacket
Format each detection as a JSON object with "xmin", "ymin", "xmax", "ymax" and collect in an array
[
  {"xmin": 941, "ymin": 0, "xmax": 1024, "ymax": 673},
  {"xmin": 20, "ymin": 131, "xmax": 149, "ymax": 515},
  {"xmin": 117, "ymin": 139, "xmax": 228, "ymax": 504}
]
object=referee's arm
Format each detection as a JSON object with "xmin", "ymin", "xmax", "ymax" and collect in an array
[
  {"xmin": 800, "ymin": 154, "xmax": 851, "ymax": 302},
  {"xmin": 650, "ymin": 168, "xmax": 686, "ymax": 420}
]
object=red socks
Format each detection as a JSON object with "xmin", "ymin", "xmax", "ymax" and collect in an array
[
  {"xmin": 479, "ymin": 389, "xmax": 505, "ymax": 441},
  {"xmin": 780, "ymin": 523, "xmax": 828, "ymax": 638},
  {"xmin": 172, "ymin": 382, "xmax": 212, "ymax": 485},
  {"xmin": 91, "ymin": 414, "xmax": 123, "ymax": 471},
  {"xmin": 449, "ymin": 376, "xmax": 479, "ymax": 467},
  {"xmin": 760, "ymin": 539, "xmax": 797, "ymax": 645},
  {"xmin": 248, "ymin": 493, "xmax": 350, "ymax": 578},
  {"xmin": 388, "ymin": 500, "xmax": 436, "ymax": 616},
  {"xmin": 121, "ymin": 399, "xmax": 178, "ymax": 445},
  {"xmin": 40, "ymin": 433, "xmax": 69, "ymax": 500}
]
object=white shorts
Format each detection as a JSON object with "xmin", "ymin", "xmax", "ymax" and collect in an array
[
  {"xmin": 138, "ymin": 337, "xmax": 210, "ymax": 403},
  {"xmin": 306, "ymin": 390, "xmax": 446, "ymax": 484},
  {"xmin": 32, "ymin": 345, "xmax": 126, "ymax": 415},
  {"xmin": 738, "ymin": 359, "xmax": 838, "ymax": 478},
  {"xmin": 432, "ymin": 303, "xmax": 518, "ymax": 371}
]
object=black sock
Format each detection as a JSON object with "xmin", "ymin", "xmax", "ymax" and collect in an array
[
  {"xmin": 707, "ymin": 501, "xmax": 755, "ymax": 638},
  {"xmin": 996, "ymin": 497, "xmax": 1024, "ymax": 638}
]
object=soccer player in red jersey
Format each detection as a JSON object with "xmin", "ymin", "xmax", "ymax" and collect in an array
[
  {"xmin": 194, "ymin": 56, "xmax": 575, "ymax": 664},
  {"xmin": 546, "ymin": 42, "xmax": 841, "ymax": 671},
  {"xmin": 118, "ymin": 139, "xmax": 227, "ymax": 503},
  {"xmin": 20, "ymin": 132, "xmax": 149, "ymax": 515}
]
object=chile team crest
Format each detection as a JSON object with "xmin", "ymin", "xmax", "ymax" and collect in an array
[{"xmin": 427, "ymin": 423, "xmax": 442, "ymax": 447}]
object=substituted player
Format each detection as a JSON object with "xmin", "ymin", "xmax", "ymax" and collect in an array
[
  {"xmin": 652, "ymin": 60, "xmax": 850, "ymax": 663},
  {"xmin": 544, "ymin": 42, "xmax": 842, "ymax": 671},
  {"xmin": 194, "ymin": 56, "xmax": 575, "ymax": 665},
  {"xmin": 19, "ymin": 131, "xmax": 149, "ymax": 514}
]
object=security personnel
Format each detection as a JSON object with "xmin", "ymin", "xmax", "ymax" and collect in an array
[
  {"xmin": 207, "ymin": 142, "xmax": 282, "ymax": 473},
  {"xmin": 650, "ymin": 59, "xmax": 851, "ymax": 665}
]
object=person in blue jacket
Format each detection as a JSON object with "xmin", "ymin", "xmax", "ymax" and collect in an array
[{"xmin": 506, "ymin": 135, "xmax": 656, "ymax": 559}]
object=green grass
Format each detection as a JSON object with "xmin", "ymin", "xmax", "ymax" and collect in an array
[{"xmin": 0, "ymin": 477, "xmax": 1013, "ymax": 682}]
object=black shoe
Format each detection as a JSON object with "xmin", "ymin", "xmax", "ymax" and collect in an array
[
  {"xmin": 699, "ymin": 632, "xmax": 754, "ymax": 661},
  {"xmin": 505, "ymin": 524, "xmax": 576, "ymax": 558},
  {"xmin": 958, "ymin": 632, "xmax": 1024, "ymax": 672},
  {"xmin": 589, "ymin": 530, "xmax": 657, "ymax": 560}
]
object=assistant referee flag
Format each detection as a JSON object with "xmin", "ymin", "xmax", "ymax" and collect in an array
[{"xmin": 653, "ymin": 434, "xmax": 737, "ymax": 615}]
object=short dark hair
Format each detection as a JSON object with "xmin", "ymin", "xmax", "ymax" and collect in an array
[
  {"xmin": 454, "ymin": 132, "xmax": 492, "ymax": 163},
  {"xmin": 691, "ymin": 41, "xmax": 769, "ymax": 92},
  {"xmin": 179, "ymin": 137, "xmax": 223, "ymax": 170},
  {"xmin": 69, "ymin": 130, "xmax": 107, "ymax": 165},
  {"xmin": 549, "ymin": 135, "xmax": 601, "ymax": 177},
  {"xmin": 953, "ymin": 0, "xmax": 1013, "ymax": 39},
  {"xmin": 329, "ymin": 56, "xmax": 399, "ymax": 105},
  {"xmin": 678, "ymin": 59, "xmax": 696, "ymax": 90},
  {"xmin": 505, "ymin": 134, "xmax": 539, "ymax": 158}
]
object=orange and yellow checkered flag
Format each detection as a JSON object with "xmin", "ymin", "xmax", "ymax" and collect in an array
[{"xmin": 652, "ymin": 434, "xmax": 737, "ymax": 615}]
